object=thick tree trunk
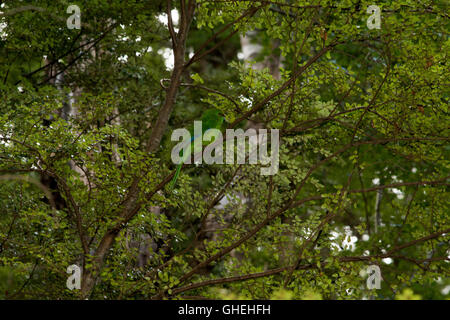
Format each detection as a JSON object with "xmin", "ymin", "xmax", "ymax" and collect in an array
[{"xmin": 80, "ymin": 1, "xmax": 196, "ymax": 298}]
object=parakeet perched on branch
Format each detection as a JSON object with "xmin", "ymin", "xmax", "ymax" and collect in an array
[{"xmin": 169, "ymin": 108, "xmax": 224, "ymax": 190}]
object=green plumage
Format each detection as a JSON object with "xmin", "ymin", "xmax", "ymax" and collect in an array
[{"xmin": 169, "ymin": 109, "xmax": 224, "ymax": 190}]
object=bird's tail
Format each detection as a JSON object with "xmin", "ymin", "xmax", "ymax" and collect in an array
[{"xmin": 169, "ymin": 163, "xmax": 182, "ymax": 191}]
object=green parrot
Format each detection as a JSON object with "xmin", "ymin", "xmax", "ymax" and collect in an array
[{"xmin": 169, "ymin": 108, "xmax": 224, "ymax": 190}]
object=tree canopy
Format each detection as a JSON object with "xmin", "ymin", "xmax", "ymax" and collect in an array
[{"xmin": 0, "ymin": 0, "xmax": 449, "ymax": 300}]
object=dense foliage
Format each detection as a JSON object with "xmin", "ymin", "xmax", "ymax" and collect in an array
[{"xmin": 0, "ymin": 0, "xmax": 448, "ymax": 299}]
